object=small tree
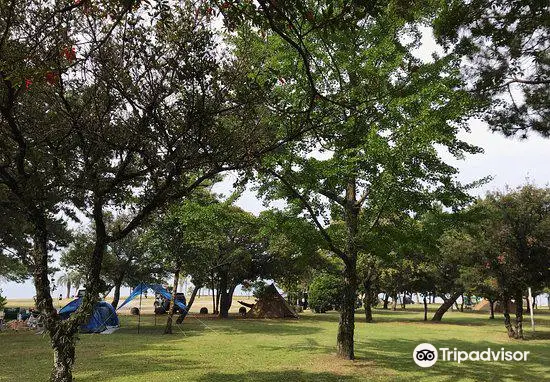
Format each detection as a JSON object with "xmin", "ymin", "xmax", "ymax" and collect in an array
[
  {"xmin": 476, "ymin": 186, "xmax": 550, "ymax": 338},
  {"xmin": 309, "ymin": 274, "xmax": 343, "ymax": 313}
]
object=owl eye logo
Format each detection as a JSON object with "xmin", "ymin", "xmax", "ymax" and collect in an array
[
  {"xmin": 415, "ymin": 349, "xmax": 435, "ymax": 361},
  {"xmin": 413, "ymin": 343, "xmax": 438, "ymax": 367}
]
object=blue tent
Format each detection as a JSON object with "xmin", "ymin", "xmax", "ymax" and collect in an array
[
  {"xmin": 59, "ymin": 299, "xmax": 119, "ymax": 333},
  {"xmin": 117, "ymin": 282, "xmax": 188, "ymax": 314}
]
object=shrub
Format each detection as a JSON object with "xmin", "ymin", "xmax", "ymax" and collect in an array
[{"xmin": 308, "ymin": 274, "xmax": 343, "ymax": 313}]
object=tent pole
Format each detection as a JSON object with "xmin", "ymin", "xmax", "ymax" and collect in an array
[{"xmin": 138, "ymin": 284, "xmax": 142, "ymax": 334}]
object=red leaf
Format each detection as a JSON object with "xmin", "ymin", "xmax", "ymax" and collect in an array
[
  {"xmin": 62, "ymin": 46, "xmax": 77, "ymax": 62},
  {"xmin": 46, "ymin": 71, "xmax": 59, "ymax": 85}
]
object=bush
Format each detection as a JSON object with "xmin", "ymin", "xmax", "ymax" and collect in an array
[{"xmin": 308, "ymin": 274, "xmax": 343, "ymax": 313}]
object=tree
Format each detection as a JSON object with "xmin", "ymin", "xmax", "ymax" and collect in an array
[
  {"xmin": 434, "ymin": 1, "xmax": 550, "ymax": 137},
  {"xmin": 432, "ymin": 228, "xmax": 476, "ymax": 321},
  {"xmin": 245, "ymin": 5, "xmax": 480, "ymax": 358},
  {"xmin": 187, "ymin": 202, "xmax": 265, "ymax": 319},
  {"xmin": 357, "ymin": 253, "xmax": 382, "ymax": 322},
  {"xmin": 257, "ymin": 209, "xmax": 330, "ymax": 302},
  {"xmin": 147, "ymin": 196, "xmax": 214, "ymax": 333},
  {"xmin": 56, "ymin": 271, "xmax": 85, "ymax": 299},
  {"xmin": 149, "ymin": 191, "xmax": 269, "ymax": 327},
  {"xmin": 103, "ymin": 218, "xmax": 163, "ymax": 309},
  {"xmin": 309, "ymin": 273, "xmax": 344, "ymax": 313},
  {"xmin": 436, "ymin": 186, "xmax": 550, "ymax": 336},
  {"xmin": 1, "ymin": 2, "xmax": 293, "ymax": 380},
  {"xmin": 472, "ymin": 186, "xmax": 550, "ymax": 338}
]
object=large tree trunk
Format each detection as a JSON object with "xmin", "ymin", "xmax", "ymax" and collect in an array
[
  {"xmin": 432, "ymin": 292, "xmax": 461, "ymax": 321},
  {"xmin": 514, "ymin": 292, "xmax": 524, "ymax": 339},
  {"xmin": 32, "ymin": 202, "xmax": 107, "ymax": 382},
  {"xmin": 218, "ymin": 273, "xmax": 235, "ymax": 319},
  {"xmin": 423, "ymin": 295, "xmax": 428, "ymax": 321},
  {"xmin": 111, "ymin": 277, "xmax": 124, "ymax": 309},
  {"xmin": 336, "ymin": 179, "xmax": 360, "ymax": 360},
  {"xmin": 460, "ymin": 294, "xmax": 464, "ymax": 312},
  {"xmin": 337, "ymin": 261, "xmax": 357, "ymax": 359},
  {"xmin": 187, "ymin": 284, "xmax": 200, "ymax": 311},
  {"xmin": 31, "ymin": 222, "xmax": 72, "ymax": 382},
  {"xmin": 176, "ymin": 284, "xmax": 200, "ymax": 324},
  {"xmin": 392, "ymin": 294, "xmax": 398, "ymax": 311},
  {"xmin": 382, "ymin": 293, "xmax": 389, "ymax": 309},
  {"xmin": 218, "ymin": 278, "xmax": 229, "ymax": 318},
  {"xmin": 50, "ymin": 326, "xmax": 77, "ymax": 382},
  {"xmin": 503, "ymin": 297, "xmax": 516, "ymax": 338},
  {"xmin": 164, "ymin": 269, "xmax": 180, "ymax": 334},
  {"xmin": 489, "ymin": 299, "xmax": 495, "ymax": 319},
  {"xmin": 364, "ymin": 298, "xmax": 373, "ymax": 323},
  {"xmin": 363, "ymin": 281, "xmax": 373, "ymax": 323}
]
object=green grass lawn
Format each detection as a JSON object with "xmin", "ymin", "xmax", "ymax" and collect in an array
[{"xmin": 1, "ymin": 306, "xmax": 549, "ymax": 381}]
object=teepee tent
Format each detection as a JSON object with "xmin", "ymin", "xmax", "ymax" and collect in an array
[
  {"xmin": 473, "ymin": 299, "xmax": 517, "ymax": 313},
  {"xmin": 244, "ymin": 284, "xmax": 298, "ymax": 319}
]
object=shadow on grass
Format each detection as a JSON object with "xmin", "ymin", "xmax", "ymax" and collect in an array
[
  {"xmin": 195, "ymin": 370, "xmax": 360, "ymax": 382},
  {"xmin": 298, "ymin": 310, "xmax": 495, "ymax": 327},
  {"xmin": 3, "ymin": 308, "xmax": 548, "ymax": 382},
  {"xmin": 119, "ymin": 314, "xmax": 323, "ymax": 337},
  {"xmin": 356, "ymin": 337, "xmax": 550, "ymax": 382},
  {"xmin": 256, "ymin": 335, "xmax": 550, "ymax": 382}
]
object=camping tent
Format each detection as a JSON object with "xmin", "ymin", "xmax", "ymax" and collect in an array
[
  {"xmin": 117, "ymin": 282, "xmax": 188, "ymax": 313},
  {"xmin": 59, "ymin": 299, "xmax": 119, "ymax": 333},
  {"xmin": 243, "ymin": 284, "xmax": 298, "ymax": 319},
  {"xmin": 116, "ymin": 282, "xmax": 189, "ymax": 333},
  {"xmin": 473, "ymin": 299, "xmax": 517, "ymax": 313}
]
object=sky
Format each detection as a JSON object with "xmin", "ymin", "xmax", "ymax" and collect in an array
[{"xmin": 2, "ymin": 28, "xmax": 549, "ymax": 300}]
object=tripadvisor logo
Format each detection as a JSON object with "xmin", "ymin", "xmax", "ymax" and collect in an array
[
  {"xmin": 413, "ymin": 343, "xmax": 530, "ymax": 368},
  {"xmin": 413, "ymin": 343, "xmax": 438, "ymax": 367}
]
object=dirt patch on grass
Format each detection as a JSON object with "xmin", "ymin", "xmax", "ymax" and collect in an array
[{"xmin": 310, "ymin": 354, "xmax": 398, "ymax": 379}]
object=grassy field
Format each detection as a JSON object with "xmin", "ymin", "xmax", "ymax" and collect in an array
[{"xmin": 1, "ymin": 304, "xmax": 549, "ymax": 382}]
